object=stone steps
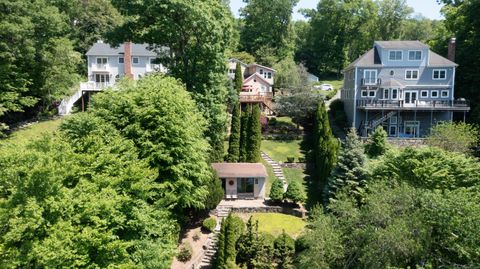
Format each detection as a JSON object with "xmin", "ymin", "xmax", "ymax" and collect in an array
[{"xmin": 261, "ymin": 151, "xmax": 288, "ymax": 190}]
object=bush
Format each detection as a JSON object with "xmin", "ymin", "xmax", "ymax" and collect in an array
[
  {"xmin": 270, "ymin": 179, "xmax": 285, "ymax": 203},
  {"xmin": 269, "ymin": 117, "xmax": 277, "ymax": 125},
  {"xmin": 366, "ymin": 127, "xmax": 388, "ymax": 158},
  {"xmin": 229, "ymin": 215, "xmax": 245, "ymax": 240},
  {"xmin": 286, "ymin": 156, "xmax": 295, "ymax": 163},
  {"xmin": 284, "ymin": 181, "xmax": 306, "ymax": 204},
  {"xmin": 298, "ymin": 157, "xmax": 306, "ymax": 163},
  {"xmin": 177, "ymin": 242, "xmax": 193, "ymax": 262},
  {"xmin": 203, "ymin": 217, "xmax": 217, "ymax": 233},
  {"xmin": 426, "ymin": 122, "xmax": 479, "ymax": 155},
  {"xmin": 204, "ymin": 172, "xmax": 224, "ymax": 210}
]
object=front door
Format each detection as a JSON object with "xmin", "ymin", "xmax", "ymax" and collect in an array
[
  {"xmin": 237, "ymin": 178, "xmax": 254, "ymax": 198},
  {"xmin": 404, "ymin": 91, "xmax": 417, "ymax": 107}
]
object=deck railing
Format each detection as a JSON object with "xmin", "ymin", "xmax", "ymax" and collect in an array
[{"xmin": 357, "ymin": 99, "xmax": 470, "ymax": 110}]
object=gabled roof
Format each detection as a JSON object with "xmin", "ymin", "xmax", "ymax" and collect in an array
[
  {"xmin": 374, "ymin": 40, "xmax": 428, "ymax": 49},
  {"xmin": 243, "ymin": 73, "xmax": 273, "ymax": 86},
  {"xmin": 344, "ymin": 49, "xmax": 383, "ymax": 70},
  {"xmin": 86, "ymin": 42, "xmax": 160, "ymax": 57},
  {"xmin": 229, "ymin": 58, "xmax": 248, "ymax": 67},
  {"xmin": 429, "ymin": 51, "xmax": 458, "ymax": 67},
  {"xmin": 249, "ymin": 63, "xmax": 276, "ymax": 72},
  {"xmin": 211, "ymin": 163, "xmax": 268, "ymax": 178}
]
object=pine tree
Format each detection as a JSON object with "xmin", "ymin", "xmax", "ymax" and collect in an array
[
  {"xmin": 234, "ymin": 61, "xmax": 243, "ymax": 93},
  {"xmin": 274, "ymin": 231, "xmax": 295, "ymax": 269},
  {"xmin": 239, "ymin": 107, "xmax": 249, "ymax": 162},
  {"xmin": 284, "ymin": 181, "xmax": 306, "ymax": 204},
  {"xmin": 326, "ymin": 127, "xmax": 368, "ymax": 205},
  {"xmin": 215, "ymin": 214, "xmax": 237, "ymax": 268},
  {"xmin": 366, "ymin": 126, "xmax": 388, "ymax": 158},
  {"xmin": 246, "ymin": 104, "xmax": 262, "ymax": 163},
  {"xmin": 227, "ymin": 103, "xmax": 241, "ymax": 162},
  {"xmin": 269, "ymin": 179, "xmax": 285, "ymax": 203},
  {"xmin": 314, "ymin": 101, "xmax": 339, "ymax": 202}
]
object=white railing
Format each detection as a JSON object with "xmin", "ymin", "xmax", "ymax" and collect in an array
[
  {"xmin": 80, "ymin": 81, "xmax": 113, "ymax": 91},
  {"xmin": 92, "ymin": 64, "xmax": 108, "ymax": 71}
]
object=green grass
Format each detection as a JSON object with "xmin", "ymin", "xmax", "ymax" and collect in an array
[
  {"xmin": 261, "ymin": 139, "xmax": 303, "ymax": 163},
  {"xmin": 0, "ymin": 118, "xmax": 63, "ymax": 146},
  {"xmin": 249, "ymin": 213, "xmax": 306, "ymax": 238},
  {"xmin": 261, "ymin": 158, "xmax": 276, "ymax": 196},
  {"xmin": 320, "ymin": 79, "xmax": 343, "ymax": 91},
  {"xmin": 283, "ymin": 167, "xmax": 307, "ymax": 192}
]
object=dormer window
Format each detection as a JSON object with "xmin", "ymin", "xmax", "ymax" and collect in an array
[
  {"xmin": 389, "ymin": 51, "xmax": 402, "ymax": 61},
  {"xmin": 408, "ymin": 51, "xmax": 422, "ymax": 60}
]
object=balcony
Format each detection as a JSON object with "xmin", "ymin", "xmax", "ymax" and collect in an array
[
  {"xmin": 361, "ymin": 78, "xmax": 382, "ymax": 89},
  {"xmin": 357, "ymin": 99, "xmax": 470, "ymax": 111},
  {"xmin": 80, "ymin": 81, "xmax": 114, "ymax": 91},
  {"xmin": 91, "ymin": 64, "xmax": 109, "ymax": 72},
  {"xmin": 239, "ymin": 92, "xmax": 273, "ymax": 103}
]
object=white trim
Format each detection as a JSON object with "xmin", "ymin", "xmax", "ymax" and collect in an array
[
  {"xmin": 118, "ymin": 57, "xmax": 124, "ymax": 64},
  {"xmin": 452, "ymin": 67, "xmax": 456, "ymax": 101},
  {"xmin": 441, "ymin": 90, "xmax": 450, "ymax": 98},
  {"xmin": 389, "ymin": 50, "xmax": 403, "ymax": 61},
  {"xmin": 353, "ymin": 68, "xmax": 358, "ymax": 128},
  {"xmin": 405, "ymin": 69, "xmax": 419, "ymax": 80},
  {"xmin": 96, "ymin": 57, "xmax": 108, "ymax": 64},
  {"xmin": 361, "ymin": 90, "xmax": 368, "ymax": 97},
  {"xmin": 364, "ymin": 69, "xmax": 378, "ymax": 85},
  {"xmin": 389, "ymin": 125, "xmax": 398, "ymax": 137},
  {"xmin": 420, "ymin": 90, "xmax": 429, "ymax": 98},
  {"xmin": 405, "ymin": 85, "xmax": 450, "ymax": 88},
  {"xmin": 432, "ymin": 69, "xmax": 447, "ymax": 80},
  {"xmin": 382, "ymin": 88, "xmax": 390, "ymax": 100},
  {"xmin": 408, "ymin": 50, "xmax": 422, "ymax": 61},
  {"xmin": 390, "ymin": 115, "xmax": 398, "ymax": 125},
  {"xmin": 431, "ymin": 90, "xmax": 439, "ymax": 98}
]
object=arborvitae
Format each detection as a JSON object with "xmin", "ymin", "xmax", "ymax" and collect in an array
[
  {"xmin": 284, "ymin": 181, "xmax": 306, "ymax": 204},
  {"xmin": 246, "ymin": 104, "xmax": 261, "ymax": 163},
  {"xmin": 216, "ymin": 218, "xmax": 226, "ymax": 268},
  {"xmin": 239, "ymin": 107, "xmax": 249, "ymax": 162},
  {"xmin": 326, "ymin": 127, "xmax": 368, "ymax": 205},
  {"xmin": 215, "ymin": 214, "xmax": 237, "ymax": 268},
  {"xmin": 366, "ymin": 126, "xmax": 388, "ymax": 158},
  {"xmin": 227, "ymin": 102, "xmax": 241, "ymax": 162},
  {"xmin": 274, "ymin": 231, "xmax": 295, "ymax": 269},
  {"xmin": 234, "ymin": 61, "xmax": 243, "ymax": 94},
  {"xmin": 269, "ymin": 178, "xmax": 285, "ymax": 203},
  {"xmin": 314, "ymin": 101, "xmax": 339, "ymax": 202}
]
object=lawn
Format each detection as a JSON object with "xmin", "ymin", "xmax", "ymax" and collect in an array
[
  {"xmin": 261, "ymin": 158, "xmax": 276, "ymax": 197},
  {"xmin": 261, "ymin": 139, "xmax": 303, "ymax": 163},
  {"xmin": 246, "ymin": 213, "xmax": 306, "ymax": 238},
  {"xmin": 0, "ymin": 118, "xmax": 63, "ymax": 146},
  {"xmin": 283, "ymin": 167, "xmax": 307, "ymax": 192}
]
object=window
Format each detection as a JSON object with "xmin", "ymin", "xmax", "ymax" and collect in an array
[
  {"xmin": 431, "ymin": 90, "xmax": 439, "ymax": 98},
  {"xmin": 408, "ymin": 50, "xmax": 422, "ymax": 60},
  {"xmin": 364, "ymin": 70, "xmax": 377, "ymax": 85},
  {"xmin": 368, "ymin": 90, "xmax": 376, "ymax": 97},
  {"xmin": 229, "ymin": 69, "xmax": 235, "ymax": 74},
  {"xmin": 260, "ymin": 69, "xmax": 263, "ymax": 75},
  {"xmin": 383, "ymin": 89, "xmax": 389, "ymax": 99},
  {"xmin": 405, "ymin": 70, "xmax": 419, "ymax": 80},
  {"xmin": 118, "ymin": 57, "xmax": 124, "ymax": 64},
  {"xmin": 390, "ymin": 70, "xmax": 395, "ymax": 76},
  {"xmin": 433, "ymin": 69, "xmax": 447, "ymax": 80},
  {"xmin": 389, "ymin": 126, "xmax": 397, "ymax": 136},
  {"xmin": 420, "ymin": 90, "xmax": 429, "ymax": 98},
  {"xmin": 96, "ymin": 57, "xmax": 108, "ymax": 65},
  {"xmin": 390, "ymin": 116, "xmax": 398, "ymax": 125},
  {"xmin": 391, "ymin": 89, "xmax": 398, "ymax": 99},
  {"xmin": 361, "ymin": 90, "xmax": 368, "ymax": 97},
  {"xmin": 267, "ymin": 72, "xmax": 272, "ymax": 79},
  {"xmin": 132, "ymin": 57, "xmax": 139, "ymax": 64},
  {"xmin": 389, "ymin": 50, "xmax": 402, "ymax": 61},
  {"xmin": 441, "ymin": 90, "xmax": 449, "ymax": 98},
  {"xmin": 237, "ymin": 178, "xmax": 254, "ymax": 193},
  {"xmin": 150, "ymin": 58, "xmax": 158, "ymax": 64}
]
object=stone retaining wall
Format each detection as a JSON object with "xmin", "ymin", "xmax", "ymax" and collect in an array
[{"xmin": 230, "ymin": 206, "xmax": 307, "ymax": 219}]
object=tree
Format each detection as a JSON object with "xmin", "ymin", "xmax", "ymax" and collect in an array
[
  {"xmin": 240, "ymin": 0, "xmax": 299, "ymax": 63},
  {"xmin": 274, "ymin": 231, "xmax": 295, "ymax": 269},
  {"xmin": 314, "ymin": 102, "xmax": 339, "ymax": 200},
  {"xmin": 326, "ymin": 128, "xmax": 368, "ymax": 205},
  {"xmin": 284, "ymin": 181, "xmax": 306, "ymax": 204},
  {"xmin": 216, "ymin": 214, "xmax": 238, "ymax": 268},
  {"xmin": 234, "ymin": 62, "xmax": 243, "ymax": 94},
  {"xmin": 426, "ymin": 122, "xmax": 479, "ymax": 155},
  {"xmin": 236, "ymin": 217, "xmax": 274, "ymax": 269},
  {"xmin": 230, "ymin": 51, "xmax": 256, "ymax": 64},
  {"xmin": 227, "ymin": 103, "xmax": 242, "ymax": 162},
  {"xmin": 269, "ymin": 179, "xmax": 285, "ymax": 203},
  {"xmin": 205, "ymin": 172, "xmax": 224, "ymax": 210},
  {"xmin": 110, "ymin": 0, "xmax": 235, "ymax": 161},
  {"xmin": 376, "ymin": 0, "xmax": 413, "ymax": 40},
  {"xmin": 239, "ymin": 108, "xmax": 249, "ymax": 162},
  {"xmin": 275, "ymin": 93, "xmax": 324, "ymax": 129},
  {"xmin": 366, "ymin": 126, "xmax": 388, "ymax": 158},
  {"xmin": 246, "ymin": 105, "xmax": 262, "ymax": 163}
]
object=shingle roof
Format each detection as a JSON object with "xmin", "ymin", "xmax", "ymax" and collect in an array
[
  {"xmin": 429, "ymin": 51, "xmax": 458, "ymax": 67},
  {"xmin": 381, "ymin": 78, "xmax": 405, "ymax": 88},
  {"xmin": 374, "ymin": 40, "xmax": 428, "ymax": 49},
  {"xmin": 211, "ymin": 163, "xmax": 268, "ymax": 178},
  {"xmin": 345, "ymin": 49, "xmax": 383, "ymax": 70},
  {"xmin": 86, "ymin": 42, "xmax": 158, "ymax": 56}
]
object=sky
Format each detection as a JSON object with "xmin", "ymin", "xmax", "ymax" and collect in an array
[{"xmin": 229, "ymin": 0, "xmax": 444, "ymax": 21}]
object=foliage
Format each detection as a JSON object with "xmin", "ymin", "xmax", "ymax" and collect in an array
[
  {"xmin": 205, "ymin": 172, "xmax": 224, "ymax": 210},
  {"xmin": 236, "ymin": 217, "xmax": 275, "ymax": 269},
  {"xmin": 426, "ymin": 121, "xmax": 479, "ymax": 155},
  {"xmin": 227, "ymin": 103, "xmax": 241, "ymax": 162},
  {"xmin": 328, "ymin": 99, "xmax": 348, "ymax": 130},
  {"xmin": 376, "ymin": 0, "xmax": 413, "ymax": 40},
  {"xmin": 216, "ymin": 214, "xmax": 239, "ymax": 269},
  {"xmin": 275, "ymin": 92, "xmax": 324, "ymax": 128},
  {"xmin": 111, "ymin": 0, "xmax": 235, "ymax": 161},
  {"xmin": 230, "ymin": 51, "xmax": 256, "ymax": 64},
  {"xmin": 239, "ymin": 0, "xmax": 299, "ymax": 64},
  {"xmin": 77, "ymin": 75, "xmax": 213, "ymax": 211},
  {"xmin": 246, "ymin": 105, "xmax": 262, "ymax": 163},
  {"xmin": 177, "ymin": 242, "xmax": 193, "ymax": 262},
  {"xmin": 269, "ymin": 179, "xmax": 285, "ymax": 203},
  {"xmin": 274, "ymin": 231, "xmax": 295, "ymax": 269},
  {"xmin": 284, "ymin": 181, "xmax": 306, "ymax": 204},
  {"xmin": 274, "ymin": 58, "xmax": 309, "ymax": 94},
  {"xmin": 239, "ymin": 109, "xmax": 249, "ymax": 162},
  {"xmin": 366, "ymin": 126, "xmax": 388, "ymax": 158},
  {"xmin": 203, "ymin": 217, "xmax": 217, "ymax": 233},
  {"xmin": 326, "ymin": 128, "xmax": 368, "ymax": 205},
  {"xmin": 313, "ymin": 102, "xmax": 339, "ymax": 201},
  {"xmin": 234, "ymin": 62, "xmax": 243, "ymax": 94}
]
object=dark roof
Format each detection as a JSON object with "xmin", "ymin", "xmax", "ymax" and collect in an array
[
  {"xmin": 374, "ymin": 40, "xmax": 428, "ymax": 49},
  {"xmin": 86, "ymin": 42, "xmax": 159, "ymax": 56},
  {"xmin": 211, "ymin": 163, "xmax": 268, "ymax": 178}
]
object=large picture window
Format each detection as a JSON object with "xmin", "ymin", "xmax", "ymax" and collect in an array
[{"xmin": 237, "ymin": 178, "xmax": 254, "ymax": 193}]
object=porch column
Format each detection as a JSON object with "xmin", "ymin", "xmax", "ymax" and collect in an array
[
  {"xmin": 397, "ymin": 110, "xmax": 400, "ymax": 138},
  {"xmin": 365, "ymin": 110, "xmax": 369, "ymax": 137}
]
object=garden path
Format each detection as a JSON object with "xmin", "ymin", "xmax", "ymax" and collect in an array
[{"xmin": 261, "ymin": 151, "xmax": 288, "ymax": 191}]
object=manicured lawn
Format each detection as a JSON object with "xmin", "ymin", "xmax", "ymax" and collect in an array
[
  {"xmin": 283, "ymin": 167, "xmax": 307, "ymax": 192},
  {"xmin": 261, "ymin": 139, "xmax": 303, "ymax": 163},
  {"xmin": 0, "ymin": 118, "xmax": 63, "ymax": 146},
  {"xmin": 261, "ymin": 158, "xmax": 276, "ymax": 196},
  {"xmin": 248, "ymin": 213, "xmax": 306, "ymax": 238}
]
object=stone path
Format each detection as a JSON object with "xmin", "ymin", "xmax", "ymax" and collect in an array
[
  {"xmin": 261, "ymin": 152, "xmax": 288, "ymax": 191},
  {"xmin": 197, "ymin": 205, "xmax": 232, "ymax": 269}
]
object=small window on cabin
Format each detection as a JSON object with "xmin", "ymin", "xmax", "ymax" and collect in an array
[
  {"xmin": 391, "ymin": 89, "xmax": 398, "ymax": 99},
  {"xmin": 361, "ymin": 90, "xmax": 368, "ymax": 97},
  {"xmin": 132, "ymin": 57, "xmax": 139, "ymax": 64},
  {"xmin": 433, "ymin": 69, "xmax": 447, "ymax": 80},
  {"xmin": 118, "ymin": 57, "xmax": 124, "ymax": 64},
  {"xmin": 260, "ymin": 69, "xmax": 263, "ymax": 75},
  {"xmin": 383, "ymin": 89, "xmax": 389, "ymax": 99},
  {"xmin": 254, "ymin": 79, "xmax": 257, "ymax": 82},
  {"xmin": 368, "ymin": 90, "xmax": 376, "ymax": 97},
  {"xmin": 389, "ymin": 50, "xmax": 402, "ymax": 61}
]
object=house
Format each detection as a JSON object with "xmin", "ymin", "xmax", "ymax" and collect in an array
[
  {"xmin": 58, "ymin": 41, "xmax": 167, "ymax": 115},
  {"xmin": 211, "ymin": 163, "xmax": 267, "ymax": 200},
  {"xmin": 228, "ymin": 58, "xmax": 276, "ymax": 114},
  {"xmin": 341, "ymin": 39, "xmax": 470, "ymax": 138}
]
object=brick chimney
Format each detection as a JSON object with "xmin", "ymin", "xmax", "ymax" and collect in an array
[
  {"xmin": 448, "ymin": 37, "xmax": 456, "ymax": 62},
  {"xmin": 124, "ymin": 41, "xmax": 133, "ymax": 79}
]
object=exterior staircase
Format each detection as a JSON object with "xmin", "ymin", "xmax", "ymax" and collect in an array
[
  {"xmin": 261, "ymin": 152, "xmax": 288, "ymax": 191},
  {"xmin": 58, "ymin": 88, "xmax": 84, "ymax": 115},
  {"xmin": 369, "ymin": 111, "xmax": 396, "ymax": 130}
]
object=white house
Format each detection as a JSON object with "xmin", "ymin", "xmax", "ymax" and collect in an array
[{"xmin": 212, "ymin": 163, "xmax": 267, "ymax": 200}]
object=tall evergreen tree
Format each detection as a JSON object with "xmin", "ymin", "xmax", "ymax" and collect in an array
[
  {"xmin": 314, "ymin": 102, "xmax": 339, "ymax": 202},
  {"xmin": 239, "ymin": 107, "xmax": 249, "ymax": 162},
  {"xmin": 234, "ymin": 61, "xmax": 243, "ymax": 94},
  {"xmin": 227, "ymin": 103, "xmax": 241, "ymax": 162},
  {"xmin": 326, "ymin": 128, "xmax": 368, "ymax": 205},
  {"xmin": 246, "ymin": 104, "xmax": 262, "ymax": 163},
  {"xmin": 274, "ymin": 231, "xmax": 295, "ymax": 269},
  {"xmin": 269, "ymin": 178, "xmax": 285, "ymax": 203},
  {"xmin": 216, "ymin": 214, "xmax": 238, "ymax": 268},
  {"xmin": 366, "ymin": 126, "xmax": 388, "ymax": 158}
]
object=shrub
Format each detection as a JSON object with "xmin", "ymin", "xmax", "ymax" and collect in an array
[
  {"xmin": 426, "ymin": 122, "xmax": 479, "ymax": 155},
  {"xmin": 177, "ymin": 242, "xmax": 193, "ymax": 262},
  {"xmin": 366, "ymin": 127, "xmax": 388, "ymax": 158},
  {"xmin": 204, "ymin": 172, "xmax": 224, "ymax": 210},
  {"xmin": 274, "ymin": 231, "xmax": 295, "ymax": 268},
  {"xmin": 286, "ymin": 156, "xmax": 295, "ymax": 163},
  {"xmin": 203, "ymin": 217, "xmax": 217, "ymax": 233},
  {"xmin": 298, "ymin": 157, "xmax": 306, "ymax": 163},
  {"xmin": 270, "ymin": 179, "xmax": 285, "ymax": 203},
  {"xmin": 284, "ymin": 181, "xmax": 306, "ymax": 204},
  {"xmin": 269, "ymin": 117, "xmax": 277, "ymax": 125}
]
